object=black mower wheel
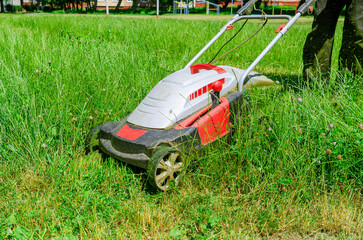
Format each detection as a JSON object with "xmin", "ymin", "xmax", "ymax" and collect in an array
[
  {"xmin": 147, "ymin": 147, "xmax": 184, "ymax": 191},
  {"xmin": 85, "ymin": 125, "xmax": 101, "ymax": 154}
]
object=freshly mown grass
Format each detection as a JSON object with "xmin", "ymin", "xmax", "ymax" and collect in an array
[{"xmin": 0, "ymin": 14, "xmax": 362, "ymax": 239}]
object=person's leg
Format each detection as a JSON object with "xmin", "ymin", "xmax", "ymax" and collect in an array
[
  {"xmin": 302, "ymin": 0, "xmax": 346, "ymax": 83},
  {"xmin": 339, "ymin": 0, "xmax": 363, "ymax": 74}
]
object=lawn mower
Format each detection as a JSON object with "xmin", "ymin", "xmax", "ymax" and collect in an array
[{"xmin": 85, "ymin": 0, "xmax": 315, "ymax": 191}]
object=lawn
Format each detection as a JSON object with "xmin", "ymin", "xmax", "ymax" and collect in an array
[{"xmin": 0, "ymin": 13, "xmax": 362, "ymax": 239}]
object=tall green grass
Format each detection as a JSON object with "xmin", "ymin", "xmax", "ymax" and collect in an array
[{"xmin": 0, "ymin": 14, "xmax": 362, "ymax": 239}]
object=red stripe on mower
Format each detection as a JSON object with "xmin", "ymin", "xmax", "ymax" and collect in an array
[
  {"xmin": 189, "ymin": 78, "xmax": 225, "ymax": 101},
  {"xmin": 116, "ymin": 124, "xmax": 147, "ymax": 141}
]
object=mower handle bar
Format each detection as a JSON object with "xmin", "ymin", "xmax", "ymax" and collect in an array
[
  {"xmin": 185, "ymin": 14, "xmax": 292, "ymax": 68},
  {"xmin": 236, "ymin": 0, "xmax": 257, "ymax": 15},
  {"xmin": 184, "ymin": 0, "xmax": 316, "ymax": 93},
  {"xmin": 297, "ymin": 0, "xmax": 316, "ymax": 15}
]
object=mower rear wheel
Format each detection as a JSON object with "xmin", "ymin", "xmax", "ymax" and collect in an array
[
  {"xmin": 147, "ymin": 148, "xmax": 184, "ymax": 191},
  {"xmin": 85, "ymin": 125, "xmax": 101, "ymax": 154}
]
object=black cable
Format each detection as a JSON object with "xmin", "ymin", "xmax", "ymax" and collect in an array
[
  {"xmin": 208, "ymin": 20, "xmax": 248, "ymax": 64},
  {"xmin": 209, "ymin": 7, "xmax": 268, "ymax": 65},
  {"xmin": 210, "ymin": 17, "xmax": 268, "ymax": 65}
]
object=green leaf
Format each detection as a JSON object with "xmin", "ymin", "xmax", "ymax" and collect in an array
[
  {"xmin": 208, "ymin": 216, "xmax": 220, "ymax": 229},
  {"xmin": 169, "ymin": 226, "xmax": 184, "ymax": 239},
  {"xmin": 7, "ymin": 214, "xmax": 16, "ymax": 226},
  {"xmin": 50, "ymin": 127, "xmax": 57, "ymax": 137},
  {"xmin": 13, "ymin": 226, "xmax": 31, "ymax": 240}
]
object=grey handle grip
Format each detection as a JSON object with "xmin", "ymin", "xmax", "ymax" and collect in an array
[
  {"xmin": 297, "ymin": 0, "xmax": 316, "ymax": 14},
  {"xmin": 237, "ymin": 0, "xmax": 258, "ymax": 15}
]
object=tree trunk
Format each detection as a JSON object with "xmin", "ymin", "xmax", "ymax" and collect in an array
[
  {"xmin": 93, "ymin": 0, "xmax": 98, "ymax": 11},
  {"xmin": 36, "ymin": 0, "xmax": 40, "ymax": 11},
  {"xmin": 132, "ymin": 0, "xmax": 138, "ymax": 13},
  {"xmin": 115, "ymin": 0, "xmax": 122, "ymax": 12},
  {"xmin": 86, "ymin": 0, "xmax": 90, "ymax": 11},
  {"xmin": 0, "ymin": 0, "xmax": 4, "ymax": 13}
]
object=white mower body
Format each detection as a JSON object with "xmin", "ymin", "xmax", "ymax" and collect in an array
[{"xmin": 127, "ymin": 65, "xmax": 243, "ymax": 129}]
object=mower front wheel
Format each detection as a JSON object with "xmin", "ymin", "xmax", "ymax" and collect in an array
[
  {"xmin": 147, "ymin": 148, "xmax": 184, "ymax": 191},
  {"xmin": 85, "ymin": 125, "xmax": 101, "ymax": 154}
]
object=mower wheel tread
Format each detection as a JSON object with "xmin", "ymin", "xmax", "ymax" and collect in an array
[
  {"xmin": 147, "ymin": 147, "xmax": 184, "ymax": 191},
  {"xmin": 85, "ymin": 125, "xmax": 102, "ymax": 154}
]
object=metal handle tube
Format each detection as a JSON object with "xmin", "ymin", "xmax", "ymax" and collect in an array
[
  {"xmin": 237, "ymin": 0, "xmax": 258, "ymax": 15},
  {"xmin": 297, "ymin": 0, "xmax": 315, "ymax": 14},
  {"xmin": 233, "ymin": 14, "xmax": 292, "ymax": 21},
  {"xmin": 237, "ymin": 13, "xmax": 301, "ymax": 92}
]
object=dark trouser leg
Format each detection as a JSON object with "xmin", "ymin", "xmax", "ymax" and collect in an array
[
  {"xmin": 302, "ymin": 0, "xmax": 346, "ymax": 82},
  {"xmin": 339, "ymin": 0, "xmax": 363, "ymax": 74}
]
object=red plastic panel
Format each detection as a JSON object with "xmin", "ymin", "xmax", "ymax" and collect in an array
[
  {"xmin": 116, "ymin": 124, "xmax": 147, "ymax": 141},
  {"xmin": 190, "ymin": 64, "xmax": 227, "ymax": 74},
  {"xmin": 175, "ymin": 97, "xmax": 230, "ymax": 145},
  {"xmin": 193, "ymin": 97, "xmax": 230, "ymax": 145},
  {"xmin": 175, "ymin": 104, "xmax": 212, "ymax": 130}
]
